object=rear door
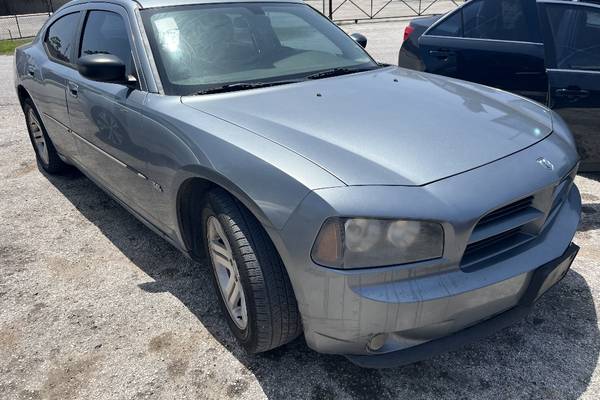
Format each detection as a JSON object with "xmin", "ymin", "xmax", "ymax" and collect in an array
[
  {"xmin": 539, "ymin": 0, "xmax": 600, "ymax": 171},
  {"xmin": 34, "ymin": 10, "xmax": 83, "ymax": 159},
  {"xmin": 419, "ymin": 0, "xmax": 548, "ymax": 103}
]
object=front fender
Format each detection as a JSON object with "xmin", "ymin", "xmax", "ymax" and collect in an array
[{"xmin": 145, "ymin": 96, "xmax": 344, "ymax": 248}]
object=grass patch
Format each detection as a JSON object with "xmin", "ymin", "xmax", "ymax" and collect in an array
[{"xmin": 0, "ymin": 38, "xmax": 32, "ymax": 55}]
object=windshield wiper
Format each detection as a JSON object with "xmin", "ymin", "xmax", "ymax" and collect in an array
[
  {"xmin": 195, "ymin": 80, "xmax": 301, "ymax": 95},
  {"xmin": 193, "ymin": 67, "xmax": 379, "ymax": 94},
  {"xmin": 306, "ymin": 66, "xmax": 378, "ymax": 80}
]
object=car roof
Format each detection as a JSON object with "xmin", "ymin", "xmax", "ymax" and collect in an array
[
  {"xmin": 61, "ymin": 0, "xmax": 303, "ymax": 11},
  {"xmin": 543, "ymin": 0, "xmax": 600, "ymax": 4},
  {"xmin": 559, "ymin": 0, "xmax": 600, "ymax": 3},
  {"xmin": 138, "ymin": 0, "xmax": 303, "ymax": 7}
]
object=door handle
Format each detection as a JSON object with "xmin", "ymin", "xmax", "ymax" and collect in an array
[
  {"xmin": 68, "ymin": 82, "xmax": 79, "ymax": 98},
  {"xmin": 429, "ymin": 49, "xmax": 454, "ymax": 60},
  {"xmin": 555, "ymin": 88, "xmax": 590, "ymax": 99}
]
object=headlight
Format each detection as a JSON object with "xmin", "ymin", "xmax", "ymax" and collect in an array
[{"xmin": 311, "ymin": 217, "xmax": 444, "ymax": 269}]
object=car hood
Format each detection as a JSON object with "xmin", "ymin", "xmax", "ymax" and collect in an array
[{"xmin": 181, "ymin": 67, "xmax": 553, "ymax": 186}]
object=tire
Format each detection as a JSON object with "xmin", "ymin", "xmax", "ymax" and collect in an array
[
  {"xmin": 23, "ymin": 98, "xmax": 68, "ymax": 174},
  {"xmin": 202, "ymin": 188, "xmax": 302, "ymax": 353}
]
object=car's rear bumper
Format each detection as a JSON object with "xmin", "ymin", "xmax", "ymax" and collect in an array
[{"xmin": 346, "ymin": 243, "xmax": 579, "ymax": 368}]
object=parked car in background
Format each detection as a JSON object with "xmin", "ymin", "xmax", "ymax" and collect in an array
[
  {"xmin": 15, "ymin": 0, "xmax": 581, "ymax": 368},
  {"xmin": 399, "ymin": 0, "xmax": 600, "ymax": 172}
]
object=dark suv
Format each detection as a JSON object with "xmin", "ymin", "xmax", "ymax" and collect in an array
[{"xmin": 399, "ymin": 0, "xmax": 600, "ymax": 171}]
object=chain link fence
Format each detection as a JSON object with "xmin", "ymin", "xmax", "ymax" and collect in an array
[
  {"xmin": 0, "ymin": 13, "xmax": 50, "ymax": 40},
  {"xmin": 307, "ymin": 0, "xmax": 462, "ymax": 22},
  {"xmin": 0, "ymin": 0, "xmax": 68, "ymax": 15},
  {"xmin": 0, "ymin": 0, "xmax": 460, "ymax": 40},
  {"xmin": 0, "ymin": 0, "xmax": 70, "ymax": 40}
]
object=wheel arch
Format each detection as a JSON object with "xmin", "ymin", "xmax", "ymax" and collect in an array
[
  {"xmin": 17, "ymin": 84, "xmax": 32, "ymax": 110},
  {"xmin": 175, "ymin": 167, "xmax": 281, "ymax": 261}
]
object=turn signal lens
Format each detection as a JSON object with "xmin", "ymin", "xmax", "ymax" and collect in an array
[{"xmin": 311, "ymin": 218, "xmax": 344, "ymax": 267}]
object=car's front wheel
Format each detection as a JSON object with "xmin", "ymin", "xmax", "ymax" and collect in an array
[{"xmin": 202, "ymin": 188, "xmax": 302, "ymax": 353}]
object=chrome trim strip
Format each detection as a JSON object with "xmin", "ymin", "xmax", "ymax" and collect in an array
[
  {"xmin": 422, "ymin": 35, "xmax": 543, "ymax": 46},
  {"xmin": 547, "ymin": 68, "xmax": 600, "ymax": 74},
  {"xmin": 42, "ymin": 112, "xmax": 70, "ymax": 130},
  {"xmin": 68, "ymin": 126, "xmax": 160, "ymax": 191},
  {"xmin": 69, "ymin": 128, "xmax": 128, "ymax": 168},
  {"xmin": 538, "ymin": 0, "xmax": 600, "ymax": 9}
]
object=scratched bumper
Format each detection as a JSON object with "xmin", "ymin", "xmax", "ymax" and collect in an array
[
  {"xmin": 346, "ymin": 242, "xmax": 579, "ymax": 368},
  {"xmin": 276, "ymin": 183, "xmax": 581, "ymax": 358}
]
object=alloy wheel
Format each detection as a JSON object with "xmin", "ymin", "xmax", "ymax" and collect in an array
[
  {"xmin": 207, "ymin": 216, "xmax": 248, "ymax": 330},
  {"xmin": 27, "ymin": 108, "xmax": 49, "ymax": 165}
]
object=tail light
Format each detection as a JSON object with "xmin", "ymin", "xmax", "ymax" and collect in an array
[{"xmin": 403, "ymin": 25, "xmax": 415, "ymax": 42}]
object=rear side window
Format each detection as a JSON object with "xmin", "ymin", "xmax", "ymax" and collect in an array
[
  {"xmin": 45, "ymin": 12, "xmax": 80, "ymax": 64},
  {"xmin": 429, "ymin": 0, "xmax": 534, "ymax": 42},
  {"xmin": 80, "ymin": 11, "xmax": 134, "ymax": 76},
  {"xmin": 544, "ymin": 5, "xmax": 600, "ymax": 71},
  {"xmin": 429, "ymin": 12, "xmax": 462, "ymax": 37}
]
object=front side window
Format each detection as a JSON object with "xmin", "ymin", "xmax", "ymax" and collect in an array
[
  {"xmin": 45, "ymin": 12, "xmax": 80, "ymax": 64},
  {"xmin": 141, "ymin": 2, "xmax": 376, "ymax": 95},
  {"xmin": 428, "ymin": 0, "xmax": 534, "ymax": 42},
  {"xmin": 544, "ymin": 5, "xmax": 600, "ymax": 71},
  {"xmin": 80, "ymin": 11, "xmax": 134, "ymax": 76}
]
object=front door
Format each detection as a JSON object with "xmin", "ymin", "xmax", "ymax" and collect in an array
[
  {"xmin": 419, "ymin": 0, "xmax": 548, "ymax": 103},
  {"xmin": 66, "ymin": 6, "xmax": 157, "ymax": 217},
  {"xmin": 539, "ymin": 1, "xmax": 600, "ymax": 171}
]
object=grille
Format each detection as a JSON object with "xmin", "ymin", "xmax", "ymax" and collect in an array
[
  {"xmin": 463, "ymin": 228, "xmax": 522, "ymax": 256},
  {"xmin": 462, "ymin": 195, "xmax": 540, "ymax": 269},
  {"xmin": 477, "ymin": 196, "xmax": 533, "ymax": 226},
  {"xmin": 461, "ymin": 168, "xmax": 576, "ymax": 270}
]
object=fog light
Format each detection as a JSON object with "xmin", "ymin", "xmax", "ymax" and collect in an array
[{"xmin": 367, "ymin": 333, "xmax": 388, "ymax": 352}]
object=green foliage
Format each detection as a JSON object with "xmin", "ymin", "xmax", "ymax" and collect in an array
[{"xmin": 0, "ymin": 38, "xmax": 31, "ymax": 55}]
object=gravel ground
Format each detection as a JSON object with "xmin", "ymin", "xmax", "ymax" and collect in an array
[{"xmin": 1, "ymin": 32, "xmax": 600, "ymax": 400}]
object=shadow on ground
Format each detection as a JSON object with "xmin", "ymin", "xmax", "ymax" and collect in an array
[{"xmin": 46, "ymin": 169, "xmax": 600, "ymax": 399}]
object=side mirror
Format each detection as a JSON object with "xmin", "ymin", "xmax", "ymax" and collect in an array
[
  {"xmin": 78, "ymin": 54, "xmax": 128, "ymax": 84},
  {"xmin": 350, "ymin": 33, "xmax": 367, "ymax": 49}
]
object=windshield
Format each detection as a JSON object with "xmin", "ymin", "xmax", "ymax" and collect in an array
[{"xmin": 141, "ymin": 2, "xmax": 377, "ymax": 95}]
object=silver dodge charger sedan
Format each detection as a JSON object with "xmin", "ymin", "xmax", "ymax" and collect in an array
[{"xmin": 14, "ymin": 0, "xmax": 581, "ymax": 368}]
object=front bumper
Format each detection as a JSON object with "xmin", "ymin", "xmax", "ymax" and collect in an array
[
  {"xmin": 347, "ymin": 243, "xmax": 579, "ymax": 368},
  {"xmin": 268, "ymin": 136, "xmax": 582, "ymax": 363},
  {"xmin": 285, "ymin": 183, "xmax": 581, "ymax": 360}
]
